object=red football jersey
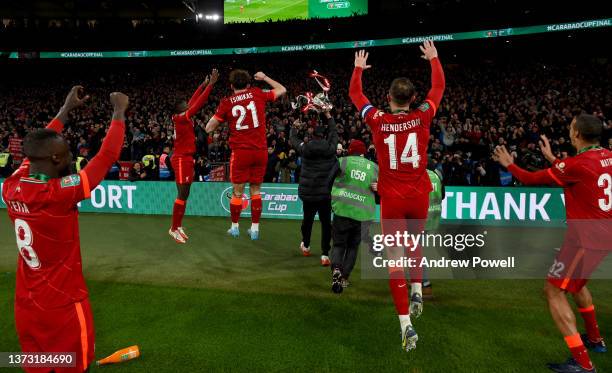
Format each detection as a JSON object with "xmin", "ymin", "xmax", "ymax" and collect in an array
[
  {"xmin": 548, "ymin": 147, "xmax": 612, "ymax": 219},
  {"xmin": 361, "ymin": 101, "xmax": 436, "ymax": 199},
  {"xmin": 172, "ymin": 113, "xmax": 196, "ymax": 156},
  {"xmin": 2, "ymin": 162, "xmax": 90, "ymax": 310},
  {"xmin": 213, "ymin": 87, "xmax": 276, "ymax": 151}
]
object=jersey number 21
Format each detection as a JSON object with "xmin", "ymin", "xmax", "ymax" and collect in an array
[{"xmin": 232, "ymin": 101, "xmax": 259, "ymax": 131}]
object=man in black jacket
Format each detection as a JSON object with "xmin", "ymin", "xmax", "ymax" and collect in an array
[{"xmin": 290, "ymin": 111, "xmax": 338, "ymax": 266}]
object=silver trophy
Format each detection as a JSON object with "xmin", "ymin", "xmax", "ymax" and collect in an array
[{"xmin": 292, "ymin": 70, "xmax": 332, "ymax": 113}]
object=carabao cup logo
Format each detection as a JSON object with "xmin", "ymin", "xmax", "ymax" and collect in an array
[{"xmin": 220, "ymin": 187, "xmax": 250, "ymax": 213}]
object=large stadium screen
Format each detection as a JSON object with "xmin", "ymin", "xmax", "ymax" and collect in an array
[{"xmin": 224, "ymin": 0, "xmax": 368, "ymax": 24}]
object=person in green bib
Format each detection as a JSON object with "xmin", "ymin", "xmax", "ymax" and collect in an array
[
  {"xmin": 422, "ymin": 165, "xmax": 445, "ymax": 299},
  {"xmin": 142, "ymin": 152, "xmax": 158, "ymax": 180},
  {"xmin": 0, "ymin": 149, "xmax": 13, "ymax": 177},
  {"xmin": 330, "ymin": 139, "xmax": 378, "ymax": 294},
  {"xmin": 75, "ymin": 155, "xmax": 88, "ymax": 173}
]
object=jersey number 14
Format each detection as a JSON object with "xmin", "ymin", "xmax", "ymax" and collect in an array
[{"xmin": 383, "ymin": 132, "xmax": 420, "ymax": 170}]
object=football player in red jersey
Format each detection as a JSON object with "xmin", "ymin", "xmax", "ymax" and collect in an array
[
  {"xmin": 205, "ymin": 69, "xmax": 286, "ymax": 240},
  {"xmin": 2, "ymin": 86, "xmax": 129, "ymax": 373},
  {"xmin": 494, "ymin": 114, "xmax": 611, "ymax": 373},
  {"xmin": 168, "ymin": 69, "xmax": 218, "ymax": 244},
  {"xmin": 349, "ymin": 41, "xmax": 445, "ymax": 351}
]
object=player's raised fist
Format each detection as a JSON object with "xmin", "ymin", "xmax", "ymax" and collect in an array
[
  {"xmin": 419, "ymin": 40, "xmax": 438, "ymax": 60},
  {"xmin": 210, "ymin": 68, "xmax": 219, "ymax": 85},
  {"xmin": 254, "ymin": 71, "xmax": 267, "ymax": 81},
  {"xmin": 110, "ymin": 92, "xmax": 129, "ymax": 112},
  {"xmin": 354, "ymin": 50, "xmax": 371, "ymax": 70},
  {"xmin": 64, "ymin": 85, "xmax": 90, "ymax": 111}
]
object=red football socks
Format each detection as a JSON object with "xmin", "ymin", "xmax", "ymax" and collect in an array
[
  {"xmin": 579, "ymin": 305, "xmax": 602, "ymax": 343},
  {"xmin": 251, "ymin": 194, "xmax": 262, "ymax": 224},
  {"xmin": 389, "ymin": 271, "xmax": 409, "ymax": 315},
  {"xmin": 230, "ymin": 196, "xmax": 242, "ymax": 224},
  {"xmin": 565, "ymin": 333, "xmax": 593, "ymax": 370},
  {"xmin": 171, "ymin": 199, "xmax": 186, "ymax": 230}
]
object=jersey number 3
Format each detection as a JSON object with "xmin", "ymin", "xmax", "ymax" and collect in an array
[
  {"xmin": 232, "ymin": 101, "xmax": 259, "ymax": 131},
  {"xmin": 383, "ymin": 133, "xmax": 420, "ymax": 170},
  {"xmin": 598, "ymin": 173, "xmax": 612, "ymax": 212},
  {"xmin": 14, "ymin": 219, "xmax": 41, "ymax": 270}
]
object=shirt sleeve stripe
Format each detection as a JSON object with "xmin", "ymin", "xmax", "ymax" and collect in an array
[
  {"xmin": 79, "ymin": 171, "xmax": 91, "ymax": 199},
  {"xmin": 547, "ymin": 168, "xmax": 564, "ymax": 186},
  {"xmin": 360, "ymin": 104, "xmax": 374, "ymax": 119},
  {"xmin": 212, "ymin": 115, "xmax": 224, "ymax": 123},
  {"xmin": 425, "ymin": 99, "xmax": 437, "ymax": 115}
]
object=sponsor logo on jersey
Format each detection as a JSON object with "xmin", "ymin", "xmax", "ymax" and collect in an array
[
  {"xmin": 555, "ymin": 162, "xmax": 566, "ymax": 173},
  {"xmin": 419, "ymin": 102, "xmax": 431, "ymax": 112},
  {"xmin": 61, "ymin": 174, "xmax": 81, "ymax": 188}
]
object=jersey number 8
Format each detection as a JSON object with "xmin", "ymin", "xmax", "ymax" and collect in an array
[{"xmin": 14, "ymin": 219, "xmax": 41, "ymax": 270}]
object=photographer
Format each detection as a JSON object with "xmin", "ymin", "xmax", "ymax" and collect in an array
[
  {"xmin": 195, "ymin": 155, "xmax": 211, "ymax": 181},
  {"xmin": 264, "ymin": 146, "xmax": 279, "ymax": 182},
  {"xmin": 142, "ymin": 150, "xmax": 158, "ymax": 181},
  {"xmin": 442, "ymin": 153, "xmax": 469, "ymax": 185},
  {"xmin": 276, "ymin": 149, "xmax": 298, "ymax": 183},
  {"xmin": 290, "ymin": 109, "xmax": 338, "ymax": 266},
  {"xmin": 128, "ymin": 161, "xmax": 147, "ymax": 182}
]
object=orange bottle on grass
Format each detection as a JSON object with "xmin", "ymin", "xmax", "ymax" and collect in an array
[{"xmin": 96, "ymin": 345, "xmax": 140, "ymax": 366}]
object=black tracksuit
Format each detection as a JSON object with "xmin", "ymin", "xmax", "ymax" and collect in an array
[
  {"xmin": 290, "ymin": 116, "xmax": 338, "ymax": 255},
  {"xmin": 331, "ymin": 217, "xmax": 373, "ymax": 279}
]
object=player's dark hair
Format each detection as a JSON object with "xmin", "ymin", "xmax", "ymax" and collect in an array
[
  {"xmin": 229, "ymin": 69, "xmax": 251, "ymax": 90},
  {"xmin": 23, "ymin": 129, "xmax": 62, "ymax": 159},
  {"xmin": 389, "ymin": 78, "xmax": 416, "ymax": 106},
  {"xmin": 173, "ymin": 100, "xmax": 187, "ymax": 114},
  {"xmin": 574, "ymin": 114, "xmax": 603, "ymax": 143}
]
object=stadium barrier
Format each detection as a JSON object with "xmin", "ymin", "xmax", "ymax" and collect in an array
[
  {"xmin": 7, "ymin": 18, "xmax": 611, "ymax": 59},
  {"xmin": 0, "ymin": 179, "xmax": 567, "ymax": 226}
]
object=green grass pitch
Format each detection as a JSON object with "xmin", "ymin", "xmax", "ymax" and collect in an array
[
  {"xmin": 224, "ymin": 0, "xmax": 308, "ymax": 23},
  {"xmin": 0, "ymin": 212, "xmax": 611, "ymax": 372}
]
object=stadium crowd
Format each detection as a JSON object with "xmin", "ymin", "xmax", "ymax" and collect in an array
[{"xmin": 1, "ymin": 51, "xmax": 610, "ymax": 185}]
